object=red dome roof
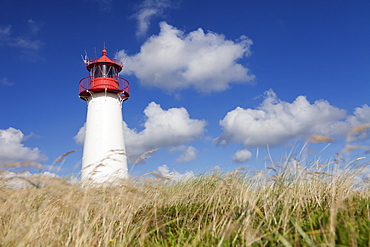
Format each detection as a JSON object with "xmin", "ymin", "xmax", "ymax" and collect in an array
[{"xmin": 86, "ymin": 49, "xmax": 123, "ymax": 72}]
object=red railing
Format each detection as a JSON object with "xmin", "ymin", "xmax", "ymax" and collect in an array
[{"xmin": 79, "ymin": 75, "xmax": 130, "ymax": 99}]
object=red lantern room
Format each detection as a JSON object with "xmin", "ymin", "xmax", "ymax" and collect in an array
[{"xmin": 79, "ymin": 49, "xmax": 130, "ymax": 101}]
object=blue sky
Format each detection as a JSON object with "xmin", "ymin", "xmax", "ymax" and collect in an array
[{"xmin": 1, "ymin": 0, "xmax": 370, "ymax": 178}]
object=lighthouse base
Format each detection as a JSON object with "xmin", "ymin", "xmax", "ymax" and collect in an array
[{"xmin": 81, "ymin": 92, "xmax": 128, "ymax": 184}]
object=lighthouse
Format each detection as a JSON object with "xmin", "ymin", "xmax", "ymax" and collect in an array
[{"xmin": 79, "ymin": 48, "xmax": 130, "ymax": 184}]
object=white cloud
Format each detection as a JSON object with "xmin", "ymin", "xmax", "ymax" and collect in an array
[
  {"xmin": 125, "ymin": 102, "xmax": 206, "ymax": 162},
  {"xmin": 1, "ymin": 170, "xmax": 79, "ymax": 188},
  {"xmin": 27, "ymin": 19, "xmax": 42, "ymax": 35},
  {"xmin": 74, "ymin": 123, "xmax": 85, "ymax": 146},
  {"xmin": 118, "ymin": 22, "xmax": 254, "ymax": 93},
  {"xmin": 0, "ymin": 128, "xmax": 45, "ymax": 163},
  {"xmin": 75, "ymin": 102, "xmax": 206, "ymax": 163},
  {"xmin": 215, "ymin": 90, "xmax": 370, "ymax": 150},
  {"xmin": 13, "ymin": 38, "xmax": 42, "ymax": 50},
  {"xmin": 232, "ymin": 149, "xmax": 252, "ymax": 163},
  {"xmin": 133, "ymin": 0, "xmax": 173, "ymax": 38},
  {"xmin": 170, "ymin": 145, "xmax": 198, "ymax": 163},
  {"xmin": 153, "ymin": 164, "xmax": 194, "ymax": 183},
  {"xmin": 0, "ymin": 23, "xmax": 42, "ymax": 52},
  {"xmin": 0, "ymin": 25, "xmax": 11, "ymax": 37},
  {"xmin": 346, "ymin": 105, "xmax": 370, "ymax": 127},
  {"xmin": 0, "ymin": 77, "xmax": 13, "ymax": 86},
  {"xmin": 0, "ymin": 25, "xmax": 12, "ymax": 46}
]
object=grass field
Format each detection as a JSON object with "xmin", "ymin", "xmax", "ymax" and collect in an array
[{"xmin": 1, "ymin": 152, "xmax": 370, "ymax": 246}]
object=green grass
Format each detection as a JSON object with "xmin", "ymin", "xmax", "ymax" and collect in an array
[{"xmin": 1, "ymin": 158, "xmax": 370, "ymax": 246}]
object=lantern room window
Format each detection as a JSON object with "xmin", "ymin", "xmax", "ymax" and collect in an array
[
  {"xmin": 108, "ymin": 67, "xmax": 118, "ymax": 76},
  {"xmin": 90, "ymin": 64, "xmax": 118, "ymax": 78}
]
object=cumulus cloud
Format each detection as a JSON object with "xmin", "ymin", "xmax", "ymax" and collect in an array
[
  {"xmin": 346, "ymin": 105, "xmax": 370, "ymax": 127},
  {"xmin": 124, "ymin": 102, "xmax": 206, "ymax": 162},
  {"xmin": 1, "ymin": 170, "xmax": 79, "ymax": 188},
  {"xmin": 75, "ymin": 102, "xmax": 206, "ymax": 163},
  {"xmin": 74, "ymin": 124, "xmax": 85, "ymax": 146},
  {"xmin": 0, "ymin": 128, "xmax": 45, "ymax": 163},
  {"xmin": 215, "ymin": 90, "xmax": 370, "ymax": 150},
  {"xmin": 133, "ymin": 0, "xmax": 173, "ymax": 38},
  {"xmin": 232, "ymin": 149, "xmax": 253, "ymax": 163},
  {"xmin": 170, "ymin": 145, "xmax": 198, "ymax": 163},
  {"xmin": 118, "ymin": 22, "xmax": 254, "ymax": 93},
  {"xmin": 153, "ymin": 164, "xmax": 194, "ymax": 183}
]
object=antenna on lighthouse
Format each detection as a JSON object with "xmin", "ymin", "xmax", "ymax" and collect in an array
[
  {"xmin": 113, "ymin": 49, "xmax": 127, "ymax": 67},
  {"xmin": 114, "ymin": 49, "xmax": 119, "ymax": 59},
  {"xmin": 122, "ymin": 55, "xmax": 128, "ymax": 67},
  {"xmin": 81, "ymin": 50, "xmax": 89, "ymax": 65}
]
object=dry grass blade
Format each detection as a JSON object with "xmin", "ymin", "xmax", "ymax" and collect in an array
[
  {"xmin": 343, "ymin": 145, "xmax": 370, "ymax": 152},
  {"xmin": 148, "ymin": 171, "xmax": 171, "ymax": 180},
  {"xmin": 1, "ymin": 161, "xmax": 44, "ymax": 169},
  {"xmin": 346, "ymin": 123, "xmax": 370, "ymax": 143},
  {"xmin": 52, "ymin": 149, "xmax": 79, "ymax": 165},
  {"xmin": 1, "ymin": 150, "xmax": 369, "ymax": 246},
  {"xmin": 266, "ymin": 166, "xmax": 277, "ymax": 172},
  {"xmin": 133, "ymin": 149, "xmax": 158, "ymax": 165},
  {"xmin": 308, "ymin": 134, "xmax": 334, "ymax": 143},
  {"xmin": 350, "ymin": 123, "xmax": 370, "ymax": 134}
]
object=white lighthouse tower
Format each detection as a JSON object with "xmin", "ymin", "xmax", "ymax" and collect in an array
[{"xmin": 79, "ymin": 48, "xmax": 130, "ymax": 184}]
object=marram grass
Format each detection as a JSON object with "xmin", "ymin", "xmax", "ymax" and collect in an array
[{"xmin": 1, "ymin": 160, "xmax": 370, "ymax": 246}]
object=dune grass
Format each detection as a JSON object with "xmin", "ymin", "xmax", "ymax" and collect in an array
[{"xmin": 1, "ymin": 155, "xmax": 370, "ymax": 247}]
